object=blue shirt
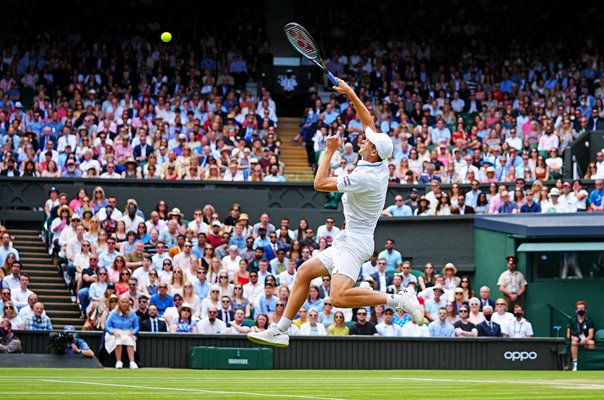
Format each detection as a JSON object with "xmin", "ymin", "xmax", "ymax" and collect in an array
[
  {"xmin": 105, "ymin": 310, "xmax": 140, "ymax": 334},
  {"xmin": 229, "ymin": 234, "xmax": 247, "ymax": 251},
  {"xmin": 497, "ymin": 201, "xmax": 517, "ymax": 214},
  {"xmin": 385, "ymin": 204, "xmax": 413, "ymax": 217},
  {"xmin": 256, "ymin": 294, "xmax": 278, "ymax": 315},
  {"xmin": 194, "ymin": 280, "xmax": 211, "ymax": 299},
  {"xmin": 377, "ymin": 249, "xmax": 403, "ymax": 272},
  {"xmin": 589, "ymin": 187, "xmax": 604, "ymax": 207},
  {"xmin": 64, "ymin": 338, "xmax": 91, "ymax": 355},
  {"xmin": 428, "ymin": 320, "xmax": 455, "ymax": 337},
  {"xmin": 303, "ymin": 298, "xmax": 324, "ymax": 313},
  {"xmin": 150, "ymin": 293, "xmax": 174, "ymax": 317},
  {"xmin": 520, "ymin": 202, "xmax": 541, "ymax": 213}
]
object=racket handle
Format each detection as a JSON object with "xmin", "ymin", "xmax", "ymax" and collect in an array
[{"xmin": 327, "ymin": 71, "xmax": 338, "ymax": 86}]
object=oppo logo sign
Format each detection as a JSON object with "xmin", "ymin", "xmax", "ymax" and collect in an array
[{"xmin": 504, "ymin": 351, "xmax": 538, "ymax": 362}]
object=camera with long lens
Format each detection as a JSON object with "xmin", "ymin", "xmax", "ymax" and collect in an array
[{"xmin": 48, "ymin": 332, "xmax": 74, "ymax": 354}]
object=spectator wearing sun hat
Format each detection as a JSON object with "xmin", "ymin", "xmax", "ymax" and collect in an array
[{"xmin": 442, "ymin": 262, "xmax": 460, "ymax": 291}]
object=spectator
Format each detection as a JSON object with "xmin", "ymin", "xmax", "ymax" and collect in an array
[
  {"xmin": 453, "ymin": 305, "xmax": 478, "ymax": 337},
  {"xmin": 588, "ymin": 179, "xmax": 604, "ymax": 212},
  {"xmin": 327, "ymin": 311, "xmax": 349, "ymax": 336},
  {"xmin": 491, "ymin": 298, "xmax": 514, "ymax": 327},
  {"xmin": 377, "ymin": 239, "xmax": 403, "ymax": 272},
  {"xmin": 0, "ymin": 232, "xmax": 19, "ymax": 267},
  {"xmin": 169, "ymin": 303, "xmax": 198, "ymax": 333},
  {"xmin": 149, "ymin": 282, "xmax": 174, "ymax": 317},
  {"xmin": 382, "ymin": 194, "xmax": 413, "ymax": 217},
  {"xmin": 428, "ymin": 307, "xmax": 455, "ymax": 337},
  {"xmin": 424, "ymin": 284, "xmax": 447, "ymax": 322},
  {"xmin": 370, "ymin": 259, "xmax": 393, "ymax": 292},
  {"xmin": 349, "ymin": 308, "xmax": 378, "ymax": 336},
  {"xmin": 567, "ymin": 300, "xmax": 596, "ymax": 371},
  {"xmin": 400, "ymin": 319, "xmax": 431, "ymax": 337},
  {"xmin": 299, "ymin": 308, "xmax": 327, "ymax": 336},
  {"xmin": 104, "ymin": 295, "xmax": 139, "ymax": 369},
  {"xmin": 375, "ymin": 307, "xmax": 402, "ymax": 336},
  {"xmin": 502, "ymin": 305, "xmax": 533, "ymax": 338},
  {"xmin": 477, "ymin": 286, "xmax": 495, "ymax": 311},
  {"xmin": 24, "ymin": 302, "xmax": 53, "ymax": 331},
  {"xmin": 476, "ymin": 305, "xmax": 502, "ymax": 337},
  {"xmin": 197, "ymin": 305, "xmax": 228, "ymax": 334},
  {"xmin": 0, "ymin": 320, "xmax": 22, "ymax": 353},
  {"xmin": 1, "ymin": 300, "xmax": 24, "ymax": 330}
]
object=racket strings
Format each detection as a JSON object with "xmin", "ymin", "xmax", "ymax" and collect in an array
[{"xmin": 285, "ymin": 25, "xmax": 319, "ymax": 58}]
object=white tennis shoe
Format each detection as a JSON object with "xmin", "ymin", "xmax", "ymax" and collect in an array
[
  {"xmin": 247, "ymin": 324, "xmax": 290, "ymax": 348},
  {"xmin": 396, "ymin": 288, "xmax": 425, "ymax": 326}
]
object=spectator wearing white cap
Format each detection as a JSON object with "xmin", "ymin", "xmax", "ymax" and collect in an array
[{"xmin": 540, "ymin": 188, "xmax": 568, "ymax": 213}]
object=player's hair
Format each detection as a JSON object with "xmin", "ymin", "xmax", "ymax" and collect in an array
[{"xmin": 576, "ymin": 300, "xmax": 587, "ymax": 309}]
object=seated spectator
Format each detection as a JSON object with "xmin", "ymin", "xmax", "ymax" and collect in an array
[
  {"xmin": 1, "ymin": 300, "xmax": 24, "ymax": 330},
  {"xmin": 375, "ymin": 307, "xmax": 402, "ymax": 336},
  {"xmin": 327, "ymin": 311, "xmax": 349, "ymax": 336},
  {"xmin": 11, "ymin": 273, "xmax": 33, "ymax": 311},
  {"xmin": 197, "ymin": 305, "xmax": 228, "ymax": 334},
  {"xmin": 104, "ymin": 295, "xmax": 139, "ymax": 369},
  {"xmin": 428, "ymin": 307, "xmax": 455, "ymax": 337},
  {"xmin": 401, "ymin": 319, "xmax": 431, "ymax": 337},
  {"xmin": 228, "ymin": 309, "xmax": 252, "ymax": 334},
  {"xmin": 349, "ymin": 308, "xmax": 378, "ymax": 335},
  {"xmin": 169, "ymin": 303, "xmax": 198, "ymax": 333},
  {"xmin": 502, "ymin": 305, "xmax": 533, "ymax": 338},
  {"xmin": 24, "ymin": 302, "xmax": 53, "ymax": 331},
  {"xmin": 0, "ymin": 320, "xmax": 22, "ymax": 353},
  {"xmin": 476, "ymin": 305, "xmax": 502, "ymax": 337},
  {"xmin": 139, "ymin": 304, "xmax": 168, "ymax": 333},
  {"xmin": 299, "ymin": 308, "xmax": 327, "ymax": 336},
  {"xmin": 453, "ymin": 305, "xmax": 477, "ymax": 337},
  {"xmin": 467, "ymin": 297, "xmax": 485, "ymax": 325},
  {"xmin": 382, "ymin": 195, "xmax": 413, "ymax": 217}
]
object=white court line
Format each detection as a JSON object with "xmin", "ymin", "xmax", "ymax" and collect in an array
[
  {"xmin": 389, "ymin": 377, "xmax": 604, "ymax": 390},
  {"xmin": 42, "ymin": 379, "xmax": 348, "ymax": 400},
  {"xmin": 2, "ymin": 392, "xmax": 156, "ymax": 395}
]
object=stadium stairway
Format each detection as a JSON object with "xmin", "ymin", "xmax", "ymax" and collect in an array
[
  {"xmin": 279, "ymin": 117, "xmax": 315, "ymax": 182},
  {"xmin": 10, "ymin": 228, "xmax": 81, "ymax": 330}
]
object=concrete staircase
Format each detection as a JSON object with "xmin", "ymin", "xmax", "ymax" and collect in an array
[
  {"xmin": 11, "ymin": 229, "xmax": 81, "ymax": 329},
  {"xmin": 279, "ymin": 117, "xmax": 315, "ymax": 182}
]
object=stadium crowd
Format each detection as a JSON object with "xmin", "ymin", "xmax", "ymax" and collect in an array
[
  {"xmin": 0, "ymin": 187, "xmax": 544, "ymax": 343},
  {"xmin": 287, "ymin": 1, "xmax": 604, "ymax": 212},
  {"xmin": 0, "ymin": 1, "xmax": 290, "ymax": 182}
]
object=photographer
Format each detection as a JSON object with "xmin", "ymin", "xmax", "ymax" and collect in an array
[
  {"xmin": 0, "ymin": 320, "xmax": 22, "ymax": 353},
  {"xmin": 64, "ymin": 326, "xmax": 95, "ymax": 357}
]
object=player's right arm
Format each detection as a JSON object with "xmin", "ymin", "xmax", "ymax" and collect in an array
[
  {"xmin": 314, "ymin": 132, "xmax": 345, "ymax": 192},
  {"xmin": 333, "ymin": 78, "xmax": 377, "ymax": 132}
]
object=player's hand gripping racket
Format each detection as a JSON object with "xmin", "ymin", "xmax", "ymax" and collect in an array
[{"xmin": 284, "ymin": 22, "xmax": 338, "ymax": 87}]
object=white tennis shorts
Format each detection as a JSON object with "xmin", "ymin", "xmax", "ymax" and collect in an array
[{"xmin": 317, "ymin": 230, "xmax": 374, "ymax": 281}]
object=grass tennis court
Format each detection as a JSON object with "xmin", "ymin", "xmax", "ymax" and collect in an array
[{"xmin": 1, "ymin": 368, "xmax": 603, "ymax": 399}]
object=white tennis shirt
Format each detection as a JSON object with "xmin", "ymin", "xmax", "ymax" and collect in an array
[{"xmin": 336, "ymin": 160, "xmax": 389, "ymax": 235}]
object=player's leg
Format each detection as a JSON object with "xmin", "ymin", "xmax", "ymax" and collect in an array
[
  {"xmin": 247, "ymin": 256, "xmax": 328, "ymax": 347},
  {"xmin": 282, "ymin": 257, "xmax": 329, "ymax": 320},
  {"xmin": 329, "ymin": 273, "xmax": 424, "ymax": 325},
  {"xmin": 329, "ymin": 273, "xmax": 390, "ymax": 307}
]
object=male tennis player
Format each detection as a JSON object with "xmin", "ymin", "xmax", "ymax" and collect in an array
[{"xmin": 247, "ymin": 78, "xmax": 423, "ymax": 347}]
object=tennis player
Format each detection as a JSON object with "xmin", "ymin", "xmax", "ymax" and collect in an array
[{"xmin": 248, "ymin": 78, "xmax": 423, "ymax": 347}]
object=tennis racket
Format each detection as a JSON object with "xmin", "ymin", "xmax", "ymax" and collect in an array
[{"xmin": 284, "ymin": 22, "xmax": 338, "ymax": 87}]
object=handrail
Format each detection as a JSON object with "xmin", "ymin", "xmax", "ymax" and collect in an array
[{"xmin": 548, "ymin": 303, "xmax": 572, "ymax": 338}]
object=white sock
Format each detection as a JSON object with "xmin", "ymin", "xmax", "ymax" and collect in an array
[
  {"xmin": 276, "ymin": 317, "xmax": 292, "ymax": 332},
  {"xmin": 386, "ymin": 293, "xmax": 402, "ymax": 307}
]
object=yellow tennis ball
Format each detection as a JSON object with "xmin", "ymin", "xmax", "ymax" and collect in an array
[{"xmin": 161, "ymin": 32, "xmax": 172, "ymax": 43}]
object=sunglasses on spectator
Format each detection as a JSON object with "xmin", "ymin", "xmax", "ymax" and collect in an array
[
  {"xmin": 357, "ymin": 312, "xmax": 367, "ymax": 315},
  {"xmin": 208, "ymin": 311, "xmax": 218, "ymax": 314},
  {"xmin": 222, "ymin": 300, "xmax": 231, "ymax": 303}
]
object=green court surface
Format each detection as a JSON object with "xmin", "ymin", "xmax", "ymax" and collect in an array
[{"xmin": 1, "ymin": 368, "xmax": 603, "ymax": 400}]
